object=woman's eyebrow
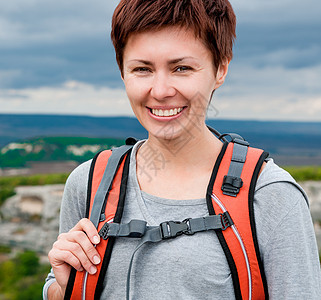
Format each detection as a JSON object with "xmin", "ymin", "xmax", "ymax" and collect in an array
[
  {"xmin": 127, "ymin": 59, "xmax": 152, "ymax": 65},
  {"xmin": 168, "ymin": 57, "xmax": 195, "ymax": 64},
  {"xmin": 127, "ymin": 57, "xmax": 196, "ymax": 65}
]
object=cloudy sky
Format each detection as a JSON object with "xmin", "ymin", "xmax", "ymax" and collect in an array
[{"xmin": 0, "ymin": 0, "xmax": 320, "ymax": 121}]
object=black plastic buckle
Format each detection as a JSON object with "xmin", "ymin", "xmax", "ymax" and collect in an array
[
  {"xmin": 98, "ymin": 222, "xmax": 110, "ymax": 240},
  {"xmin": 182, "ymin": 218, "xmax": 195, "ymax": 235},
  {"xmin": 220, "ymin": 212, "xmax": 234, "ymax": 230},
  {"xmin": 160, "ymin": 220, "xmax": 190, "ymax": 239},
  {"xmin": 221, "ymin": 175, "xmax": 243, "ymax": 197}
]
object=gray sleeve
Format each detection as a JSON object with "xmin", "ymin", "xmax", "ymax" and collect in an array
[
  {"xmin": 255, "ymin": 181, "xmax": 321, "ymax": 299},
  {"xmin": 42, "ymin": 160, "xmax": 91, "ymax": 299},
  {"xmin": 58, "ymin": 160, "xmax": 91, "ymax": 234}
]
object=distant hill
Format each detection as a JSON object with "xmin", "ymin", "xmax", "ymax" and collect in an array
[
  {"xmin": 0, "ymin": 114, "xmax": 147, "ymax": 148},
  {"xmin": 0, "ymin": 136, "xmax": 124, "ymax": 168},
  {"xmin": 0, "ymin": 114, "xmax": 321, "ymax": 166}
]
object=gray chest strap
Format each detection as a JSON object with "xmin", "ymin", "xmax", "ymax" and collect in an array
[{"xmin": 98, "ymin": 213, "xmax": 234, "ymax": 300}]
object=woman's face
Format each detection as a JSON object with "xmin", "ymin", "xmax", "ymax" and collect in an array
[{"xmin": 122, "ymin": 26, "xmax": 228, "ymax": 141}]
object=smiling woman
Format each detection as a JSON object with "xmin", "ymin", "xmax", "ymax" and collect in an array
[
  {"xmin": 43, "ymin": 1, "xmax": 321, "ymax": 300},
  {"xmin": 122, "ymin": 27, "xmax": 226, "ymax": 144}
]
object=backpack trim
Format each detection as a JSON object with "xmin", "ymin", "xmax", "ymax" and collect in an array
[
  {"xmin": 248, "ymin": 151, "xmax": 269, "ymax": 298},
  {"xmin": 206, "ymin": 142, "xmax": 243, "ymax": 299}
]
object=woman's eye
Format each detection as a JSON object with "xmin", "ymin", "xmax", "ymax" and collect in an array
[
  {"xmin": 175, "ymin": 66, "xmax": 192, "ymax": 72},
  {"xmin": 133, "ymin": 67, "xmax": 151, "ymax": 73}
]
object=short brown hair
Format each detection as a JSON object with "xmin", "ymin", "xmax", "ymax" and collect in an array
[{"xmin": 111, "ymin": 0, "xmax": 236, "ymax": 74}]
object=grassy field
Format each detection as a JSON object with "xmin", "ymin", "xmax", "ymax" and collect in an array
[
  {"xmin": 0, "ymin": 173, "xmax": 68, "ymax": 207},
  {"xmin": 283, "ymin": 166, "xmax": 321, "ymax": 181},
  {"xmin": 0, "ymin": 136, "xmax": 125, "ymax": 168}
]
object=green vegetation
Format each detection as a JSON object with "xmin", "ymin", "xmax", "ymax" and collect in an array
[
  {"xmin": 0, "ymin": 173, "xmax": 68, "ymax": 207},
  {"xmin": 0, "ymin": 136, "xmax": 124, "ymax": 168},
  {"xmin": 284, "ymin": 166, "xmax": 321, "ymax": 181},
  {"xmin": 0, "ymin": 250, "xmax": 50, "ymax": 300},
  {"xmin": 0, "ymin": 245, "xmax": 11, "ymax": 254}
]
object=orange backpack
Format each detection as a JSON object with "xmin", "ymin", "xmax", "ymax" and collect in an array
[{"xmin": 64, "ymin": 134, "xmax": 269, "ymax": 300}]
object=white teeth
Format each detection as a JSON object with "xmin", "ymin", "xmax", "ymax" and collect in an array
[{"xmin": 151, "ymin": 107, "xmax": 183, "ymax": 117}]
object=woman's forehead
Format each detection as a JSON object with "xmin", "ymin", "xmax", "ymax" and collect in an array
[{"xmin": 123, "ymin": 27, "xmax": 211, "ymax": 62}]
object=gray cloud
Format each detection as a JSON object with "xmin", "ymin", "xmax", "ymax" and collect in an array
[
  {"xmin": 234, "ymin": 23, "xmax": 321, "ymax": 69},
  {"xmin": 233, "ymin": 0, "xmax": 321, "ymax": 25},
  {"xmin": 0, "ymin": 0, "xmax": 121, "ymax": 89},
  {"xmin": 0, "ymin": 0, "xmax": 320, "ymax": 121},
  {"xmin": 1, "ymin": 0, "xmax": 320, "ymax": 89},
  {"xmin": 231, "ymin": 0, "xmax": 321, "ymax": 70}
]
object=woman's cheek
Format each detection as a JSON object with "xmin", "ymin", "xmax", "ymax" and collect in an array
[
  {"xmin": 125, "ymin": 78, "xmax": 151, "ymax": 102},
  {"xmin": 172, "ymin": 74, "xmax": 207, "ymax": 97}
]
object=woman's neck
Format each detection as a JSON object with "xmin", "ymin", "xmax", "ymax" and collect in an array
[
  {"xmin": 135, "ymin": 126, "xmax": 223, "ymax": 199},
  {"xmin": 137, "ymin": 125, "xmax": 222, "ymax": 173}
]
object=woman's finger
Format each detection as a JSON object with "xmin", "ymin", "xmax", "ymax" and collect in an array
[
  {"xmin": 70, "ymin": 218, "xmax": 100, "ymax": 245},
  {"xmin": 56, "ymin": 231, "xmax": 101, "ymax": 266},
  {"xmin": 51, "ymin": 239, "xmax": 99, "ymax": 275}
]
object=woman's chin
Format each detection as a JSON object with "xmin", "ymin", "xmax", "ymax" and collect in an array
[{"xmin": 147, "ymin": 124, "xmax": 190, "ymax": 144}]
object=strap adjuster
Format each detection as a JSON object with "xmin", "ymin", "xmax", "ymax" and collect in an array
[
  {"xmin": 99, "ymin": 222, "xmax": 110, "ymax": 240},
  {"xmin": 222, "ymin": 175, "xmax": 243, "ymax": 197},
  {"xmin": 220, "ymin": 211, "xmax": 234, "ymax": 230},
  {"xmin": 99, "ymin": 220, "xmax": 147, "ymax": 240}
]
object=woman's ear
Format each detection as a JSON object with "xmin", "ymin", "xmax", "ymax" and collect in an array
[{"xmin": 214, "ymin": 59, "xmax": 229, "ymax": 89}]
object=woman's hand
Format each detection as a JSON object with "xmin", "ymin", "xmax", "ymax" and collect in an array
[{"xmin": 48, "ymin": 218, "xmax": 101, "ymax": 297}]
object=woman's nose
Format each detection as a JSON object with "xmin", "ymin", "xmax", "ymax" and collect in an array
[{"xmin": 150, "ymin": 72, "xmax": 176, "ymax": 100}]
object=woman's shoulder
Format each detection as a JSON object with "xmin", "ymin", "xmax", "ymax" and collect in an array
[
  {"xmin": 254, "ymin": 160, "xmax": 321, "ymax": 298},
  {"xmin": 62, "ymin": 159, "xmax": 92, "ymax": 212},
  {"xmin": 253, "ymin": 159, "xmax": 311, "ymax": 248},
  {"xmin": 255, "ymin": 158, "xmax": 308, "ymax": 205},
  {"xmin": 65, "ymin": 159, "xmax": 92, "ymax": 189},
  {"xmin": 59, "ymin": 159, "xmax": 93, "ymax": 233}
]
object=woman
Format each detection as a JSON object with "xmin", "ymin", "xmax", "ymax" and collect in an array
[{"xmin": 43, "ymin": 0, "xmax": 321, "ymax": 299}]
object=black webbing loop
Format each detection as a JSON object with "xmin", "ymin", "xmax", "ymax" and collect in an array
[
  {"xmin": 221, "ymin": 139, "xmax": 249, "ymax": 197},
  {"xmin": 222, "ymin": 175, "xmax": 244, "ymax": 196},
  {"xmin": 125, "ymin": 137, "xmax": 138, "ymax": 145}
]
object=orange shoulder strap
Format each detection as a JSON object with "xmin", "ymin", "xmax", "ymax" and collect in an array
[
  {"xmin": 64, "ymin": 146, "xmax": 132, "ymax": 300},
  {"xmin": 207, "ymin": 141, "xmax": 269, "ymax": 300}
]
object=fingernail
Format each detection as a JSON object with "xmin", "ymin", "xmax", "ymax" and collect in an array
[
  {"xmin": 93, "ymin": 235, "xmax": 100, "ymax": 244},
  {"xmin": 93, "ymin": 255, "xmax": 101, "ymax": 265},
  {"xmin": 89, "ymin": 266, "xmax": 97, "ymax": 275}
]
